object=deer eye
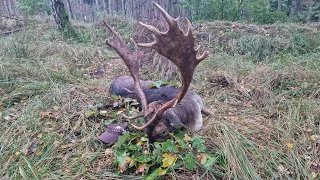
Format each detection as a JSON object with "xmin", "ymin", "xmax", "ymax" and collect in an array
[{"xmin": 159, "ymin": 130, "xmax": 166, "ymax": 137}]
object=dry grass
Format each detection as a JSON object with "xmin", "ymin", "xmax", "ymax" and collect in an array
[{"xmin": 0, "ymin": 18, "xmax": 319, "ymax": 179}]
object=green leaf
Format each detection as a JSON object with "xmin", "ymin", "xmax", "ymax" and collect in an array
[
  {"xmin": 184, "ymin": 153, "xmax": 197, "ymax": 170},
  {"xmin": 111, "ymin": 94, "xmax": 119, "ymax": 100},
  {"xmin": 149, "ymin": 80, "xmax": 163, "ymax": 88},
  {"xmin": 135, "ymin": 154, "xmax": 153, "ymax": 163},
  {"xmin": 191, "ymin": 135, "xmax": 207, "ymax": 152},
  {"xmin": 141, "ymin": 136, "xmax": 148, "ymax": 142},
  {"xmin": 124, "ymin": 97, "xmax": 134, "ymax": 103},
  {"xmin": 152, "ymin": 143, "xmax": 163, "ymax": 157},
  {"xmin": 162, "ymin": 140, "xmax": 177, "ymax": 152},
  {"xmin": 145, "ymin": 167, "xmax": 168, "ymax": 180},
  {"xmin": 115, "ymin": 131, "xmax": 130, "ymax": 147},
  {"xmin": 115, "ymin": 150, "xmax": 129, "ymax": 165},
  {"xmin": 145, "ymin": 169, "xmax": 159, "ymax": 180},
  {"xmin": 203, "ymin": 156, "xmax": 218, "ymax": 170}
]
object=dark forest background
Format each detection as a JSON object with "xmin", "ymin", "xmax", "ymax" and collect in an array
[{"xmin": 1, "ymin": 0, "xmax": 319, "ymax": 24}]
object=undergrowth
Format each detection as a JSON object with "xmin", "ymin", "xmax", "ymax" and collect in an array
[{"xmin": 0, "ymin": 18, "xmax": 319, "ymax": 179}]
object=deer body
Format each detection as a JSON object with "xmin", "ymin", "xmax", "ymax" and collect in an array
[
  {"xmin": 110, "ymin": 76, "xmax": 205, "ymax": 142},
  {"xmin": 104, "ymin": 2, "xmax": 210, "ymax": 142}
]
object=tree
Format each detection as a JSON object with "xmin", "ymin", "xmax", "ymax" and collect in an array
[
  {"xmin": 51, "ymin": 0, "xmax": 77, "ymax": 38},
  {"xmin": 278, "ymin": 0, "xmax": 282, "ymax": 11}
]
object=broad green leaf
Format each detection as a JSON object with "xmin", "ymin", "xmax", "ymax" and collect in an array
[
  {"xmin": 149, "ymin": 80, "xmax": 163, "ymax": 88},
  {"xmin": 162, "ymin": 153, "xmax": 177, "ymax": 168},
  {"xmin": 111, "ymin": 94, "xmax": 119, "ymax": 100},
  {"xmin": 191, "ymin": 135, "xmax": 206, "ymax": 152},
  {"xmin": 115, "ymin": 131, "xmax": 130, "ymax": 147},
  {"xmin": 141, "ymin": 136, "xmax": 148, "ymax": 142},
  {"xmin": 162, "ymin": 140, "xmax": 177, "ymax": 152},
  {"xmin": 184, "ymin": 153, "xmax": 197, "ymax": 170},
  {"xmin": 145, "ymin": 167, "xmax": 168, "ymax": 180},
  {"xmin": 115, "ymin": 150, "xmax": 129, "ymax": 165},
  {"xmin": 135, "ymin": 154, "xmax": 153, "ymax": 163},
  {"xmin": 145, "ymin": 169, "xmax": 159, "ymax": 180}
]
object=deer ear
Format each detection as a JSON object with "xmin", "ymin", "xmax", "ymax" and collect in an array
[{"xmin": 164, "ymin": 109, "xmax": 185, "ymax": 128}]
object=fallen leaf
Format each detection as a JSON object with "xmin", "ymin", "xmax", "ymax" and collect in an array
[
  {"xmin": 61, "ymin": 144, "xmax": 74, "ymax": 149},
  {"xmin": 15, "ymin": 152, "xmax": 21, "ymax": 156},
  {"xmin": 53, "ymin": 106, "xmax": 60, "ymax": 111},
  {"xmin": 162, "ymin": 153, "xmax": 177, "ymax": 168},
  {"xmin": 136, "ymin": 141, "xmax": 143, "ymax": 146},
  {"xmin": 310, "ymin": 172, "xmax": 318, "ymax": 179},
  {"xmin": 286, "ymin": 143, "xmax": 294, "ymax": 149},
  {"xmin": 197, "ymin": 153, "xmax": 207, "ymax": 165},
  {"xmin": 37, "ymin": 133, "xmax": 42, "ymax": 138},
  {"xmin": 305, "ymin": 128, "xmax": 313, "ymax": 132},
  {"xmin": 95, "ymin": 123, "xmax": 100, "ymax": 128},
  {"xmin": 53, "ymin": 141, "xmax": 60, "ymax": 148},
  {"xmin": 41, "ymin": 112, "xmax": 60, "ymax": 119},
  {"xmin": 310, "ymin": 135, "xmax": 318, "ymax": 141},
  {"xmin": 183, "ymin": 134, "xmax": 191, "ymax": 142},
  {"xmin": 105, "ymin": 148, "xmax": 113, "ymax": 156},
  {"xmin": 135, "ymin": 163, "xmax": 147, "ymax": 174},
  {"xmin": 35, "ymin": 149, "xmax": 41, "ymax": 156},
  {"xmin": 158, "ymin": 168, "xmax": 167, "ymax": 176},
  {"xmin": 99, "ymin": 110, "xmax": 108, "ymax": 115},
  {"xmin": 119, "ymin": 157, "xmax": 134, "ymax": 173}
]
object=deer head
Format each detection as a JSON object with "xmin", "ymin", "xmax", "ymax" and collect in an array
[{"xmin": 104, "ymin": 2, "xmax": 209, "ymax": 139}]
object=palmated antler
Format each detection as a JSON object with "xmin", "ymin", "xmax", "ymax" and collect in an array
[
  {"xmin": 132, "ymin": 2, "xmax": 210, "ymax": 129},
  {"xmin": 103, "ymin": 20, "xmax": 148, "ymax": 115},
  {"xmin": 104, "ymin": 2, "xmax": 209, "ymax": 130}
]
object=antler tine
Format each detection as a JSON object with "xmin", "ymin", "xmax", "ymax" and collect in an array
[
  {"xmin": 132, "ymin": 2, "xmax": 210, "ymax": 130},
  {"xmin": 138, "ymin": 2, "xmax": 210, "ymax": 105},
  {"xmin": 103, "ymin": 20, "xmax": 148, "ymax": 114}
]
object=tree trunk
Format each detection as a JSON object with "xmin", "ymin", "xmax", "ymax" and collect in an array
[
  {"xmin": 122, "ymin": 0, "xmax": 126, "ymax": 15},
  {"xmin": 290, "ymin": 0, "xmax": 301, "ymax": 17},
  {"xmin": 7, "ymin": 0, "xmax": 13, "ymax": 16},
  {"xmin": 66, "ymin": 0, "xmax": 74, "ymax": 19},
  {"xmin": 3, "ymin": 0, "xmax": 11, "ymax": 16},
  {"xmin": 51, "ymin": 0, "xmax": 77, "ymax": 38},
  {"xmin": 95, "ymin": 0, "xmax": 99, "ymax": 11},
  {"xmin": 278, "ymin": 0, "xmax": 282, "ymax": 11},
  {"xmin": 108, "ymin": 0, "xmax": 113, "ymax": 15},
  {"xmin": 9, "ymin": 0, "xmax": 16, "ymax": 16}
]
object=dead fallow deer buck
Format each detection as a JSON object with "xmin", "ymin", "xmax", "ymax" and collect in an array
[{"xmin": 104, "ymin": 2, "xmax": 210, "ymax": 143}]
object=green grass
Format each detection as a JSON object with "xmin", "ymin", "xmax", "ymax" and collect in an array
[{"xmin": 0, "ymin": 18, "xmax": 319, "ymax": 179}]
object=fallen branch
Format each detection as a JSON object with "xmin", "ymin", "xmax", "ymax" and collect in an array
[
  {"xmin": 0, "ymin": 27, "xmax": 30, "ymax": 36},
  {"xmin": 0, "ymin": 14, "xmax": 27, "ymax": 23}
]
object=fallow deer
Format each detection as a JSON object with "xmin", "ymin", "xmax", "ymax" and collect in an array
[{"xmin": 104, "ymin": 2, "xmax": 210, "ymax": 142}]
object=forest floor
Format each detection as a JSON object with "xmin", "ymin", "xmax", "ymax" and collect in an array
[{"xmin": 0, "ymin": 16, "xmax": 320, "ymax": 179}]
